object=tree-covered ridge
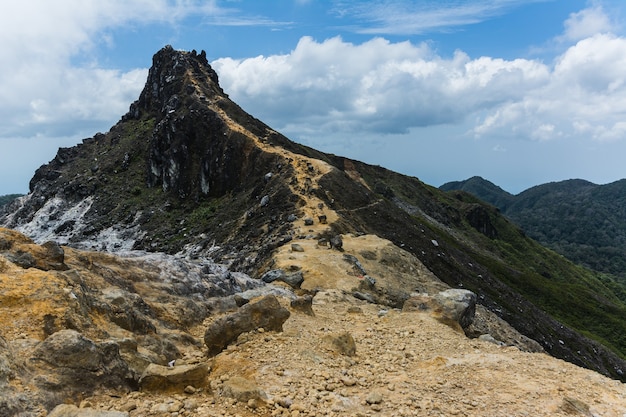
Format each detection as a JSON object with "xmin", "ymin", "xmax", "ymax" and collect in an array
[{"xmin": 440, "ymin": 177, "xmax": 626, "ymax": 280}]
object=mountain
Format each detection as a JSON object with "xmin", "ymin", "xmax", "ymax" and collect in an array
[
  {"xmin": 441, "ymin": 177, "xmax": 626, "ymax": 282},
  {"xmin": 2, "ymin": 45, "xmax": 626, "ymax": 387},
  {"xmin": 440, "ymin": 176, "xmax": 515, "ymax": 210}
]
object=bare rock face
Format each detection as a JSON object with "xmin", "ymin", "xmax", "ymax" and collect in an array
[{"xmin": 204, "ymin": 295, "xmax": 290, "ymax": 356}]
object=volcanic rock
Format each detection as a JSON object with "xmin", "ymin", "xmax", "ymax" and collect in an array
[
  {"xmin": 138, "ymin": 363, "xmax": 209, "ymax": 392},
  {"xmin": 204, "ymin": 295, "xmax": 290, "ymax": 356}
]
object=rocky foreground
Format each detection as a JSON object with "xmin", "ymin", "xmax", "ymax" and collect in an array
[{"xmin": 1, "ymin": 227, "xmax": 626, "ymax": 417}]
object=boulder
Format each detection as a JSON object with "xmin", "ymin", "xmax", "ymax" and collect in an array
[
  {"xmin": 403, "ymin": 289, "xmax": 477, "ymax": 331},
  {"xmin": 30, "ymin": 330, "xmax": 132, "ymax": 393},
  {"xmin": 139, "ymin": 363, "xmax": 209, "ymax": 392},
  {"xmin": 204, "ymin": 295, "xmax": 290, "ymax": 356},
  {"xmin": 260, "ymin": 269, "xmax": 304, "ymax": 289},
  {"xmin": 39, "ymin": 241, "xmax": 68, "ymax": 271},
  {"xmin": 433, "ymin": 289, "xmax": 477, "ymax": 330},
  {"xmin": 290, "ymin": 295, "xmax": 315, "ymax": 316}
]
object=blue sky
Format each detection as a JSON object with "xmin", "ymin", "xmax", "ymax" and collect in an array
[{"xmin": 1, "ymin": 1, "xmax": 626, "ymax": 195}]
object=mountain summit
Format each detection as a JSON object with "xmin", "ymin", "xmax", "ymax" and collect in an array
[{"xmin": 2, "ymin": 46, "xmax": 626, "ymax": 382}]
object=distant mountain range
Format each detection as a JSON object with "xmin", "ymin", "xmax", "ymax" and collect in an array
[{"xmin": 440, "ymin": 176, "xmax": 626, "ymax": 281}]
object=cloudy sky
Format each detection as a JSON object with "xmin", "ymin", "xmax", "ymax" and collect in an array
[{"xmin": 1, "ymin": 0, "xmax": 626, "ymax": 195}]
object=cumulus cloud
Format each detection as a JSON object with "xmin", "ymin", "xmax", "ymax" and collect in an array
[
  {"xmin": 213, "ymin": 36, "xmax": 549, "ymax": 136},
  {"xmin": 474, "ymin": 33, "xmax": 626, "ymax": 142},
  {"xmin": 214, "ymin": 6, "xmax": 626, "ymax": 145},
  {"xmin": 0, "ymin": 0, "xmax": 223, "ymax": 139},
  {"xmin": 561, "ymin": 4, "xmax": 616, "ymax": 42}
]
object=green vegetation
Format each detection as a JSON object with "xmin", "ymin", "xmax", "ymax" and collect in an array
[{"xmin": 441, "ymin": 177, "xmax": 626, "ymax": 280}]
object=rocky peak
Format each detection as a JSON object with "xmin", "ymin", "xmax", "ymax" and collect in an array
[{"xmin": 126, "ymin": 45, "xmax": 223, "ymax": 121}]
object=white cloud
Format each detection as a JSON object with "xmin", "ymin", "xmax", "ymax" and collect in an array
[
  {"xmin": 474, "ymin": 31, "xmax": 626, "ymax": 142},
  {"xmin": 213, "ymin": 5, "xmax": 626, "ymax": 147},
  {"xmin": 332, "ymin": 0, "xmax": 548, "ymax": 35},
  {"xmin": 0, "ymin": 0, "xmax": 222, "ymax": 140},
  {"xmin": 561, "ymin": 5, "xmax": 616, "ymax": 42},
  {"xmin": 213, "ymin": 36, "xmax": 550, "ymax": 136}
]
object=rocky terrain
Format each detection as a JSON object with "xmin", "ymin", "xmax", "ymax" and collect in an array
[
  {"xmin": 1, "ymin": 46, "xmax": 626, "ymax": 415},
  {"xmin": 2, "ymin": 227, "xmax": 626, "ymax": 416}
]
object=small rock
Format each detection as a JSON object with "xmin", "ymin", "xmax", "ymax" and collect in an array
[
  {"xmin": 183, "ymin": 399, "xmax": 198, "ymax": 411},
  {"xmin": 366, "ymin": 391, "xmax": 383, "ymax": 405},
  {"xmin": 318, "ymin": 215, "xmax": 327, "ymax": 224},
  {"xmin": 260, "ymin": 195, "xmax": 270, "ymax": 207},
  {"xmin": 329, "ymin": 235, "xmax": 343, "ymax": 251},
  {"xmin": 304, "ymin": 218, "xmax": 314, "ymax": 226},
  {"xmin": 478, "ymin": 334, "xmax": 504, "ymax": 346},
  {"xmin": 234, "ymin": 294, "xmax": 249, "ymax": 307},
  {"xmin": 560, "ymin": 397, "xmax": 592, "ymax": 416},
  {"xmin": 341, "ymin": 377, "xmax": 357, "ymax": 386},
  {"xmin": 120, "ymin": 402, "xmax": 137, "ymax": 412},
  {"xmin": 184, "ymin": 385, "xmax": 197, "ymax": 394},
  {"xmin": 323, "ymin": 332, "xmax": 356, "ymax": 356},
  {"xmin": 291, "ymin": 243, "xmax": 305, "ymax": 252},
  {"xmin": 222, "ymin": 376, "xmax": 267, "ymax": 402}
]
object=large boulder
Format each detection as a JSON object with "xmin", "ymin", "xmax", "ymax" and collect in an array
[
  {"xmin": 433, "ymin": 289, "xmax": 477, "ymax": 330},
  {"xmin": 204, "ymin": 295, "xmax": 290, "ymax": 356},
  {"xmin": 30, "ymin": 330, "xmax": 133, "ymax": 394}
]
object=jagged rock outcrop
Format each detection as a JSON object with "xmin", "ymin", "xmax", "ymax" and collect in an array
[{"xmin": 0, "ymin": 46, "xmax": 302, "ymax": 267}]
